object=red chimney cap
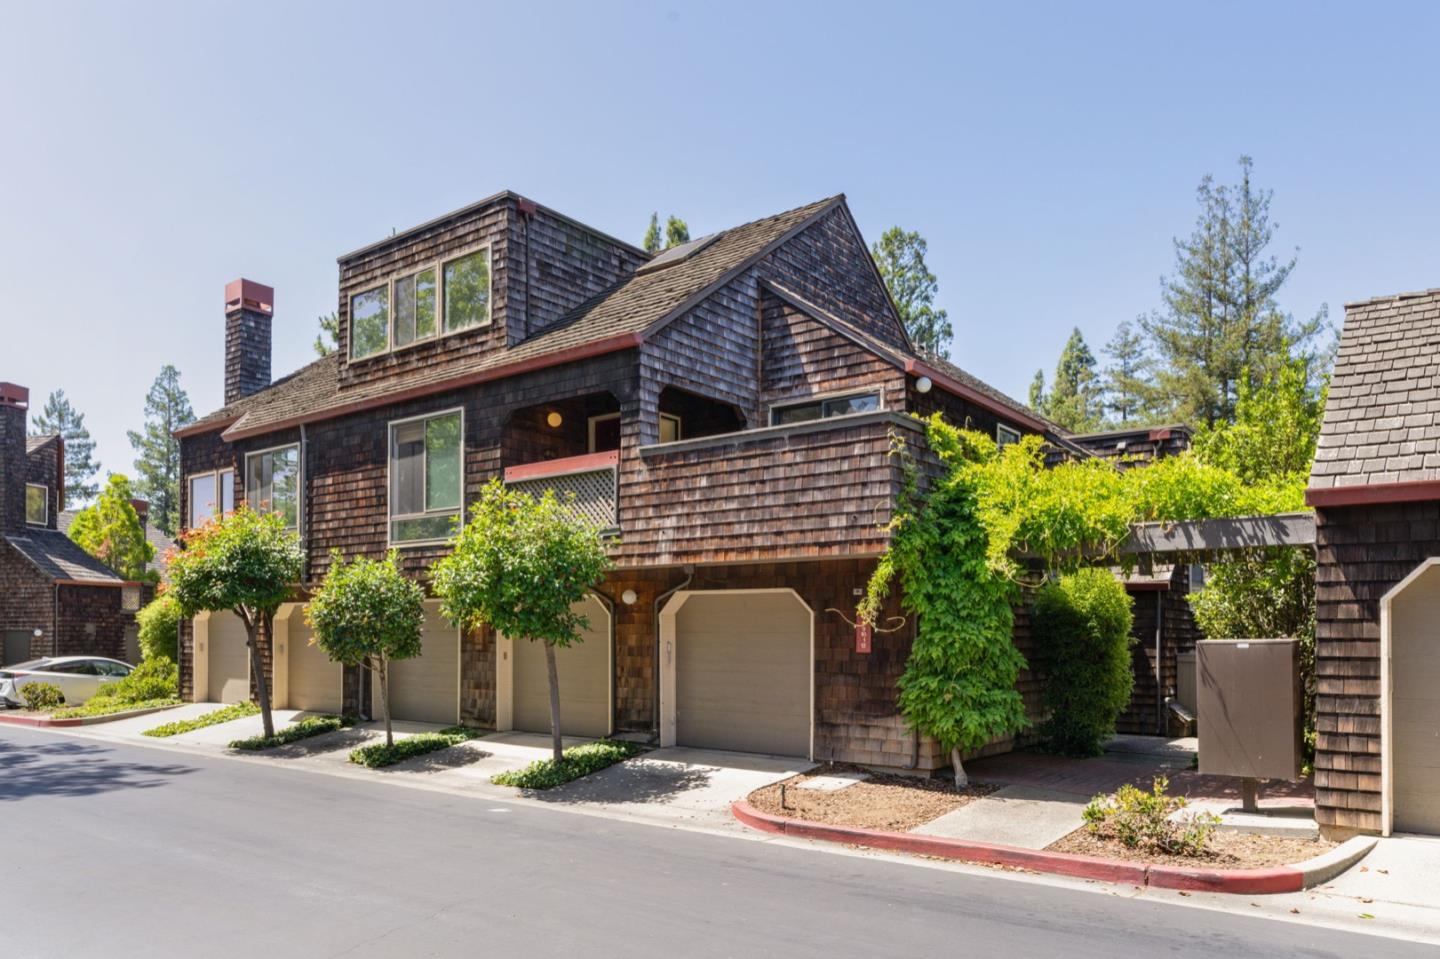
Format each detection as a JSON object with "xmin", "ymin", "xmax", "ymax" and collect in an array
[
  {"xmin": 225, "ymin": 279, "xmax": 274, "ymax": 315},
  {"xmin": 130, "ymin": 498, "xmax": 149, "ymax": 514},
  {"xmin": 0, "ymin": 383, "xmax": 28, "ymax": 408}
]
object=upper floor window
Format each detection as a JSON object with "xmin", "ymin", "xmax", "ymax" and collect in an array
[
  {"xmin": 443, "ymin": 249, "xmax": 490, "ymax": 332},
  {"xmin": 187, "ymin": 469, "xmax": 235, "ymax": 529},
  {"xmin": 390, "ymin": 410, "xmax": 463, "ymax": 545},
  {"xmin": 25, "ymin": 484, "xmax": 46, "ymax": 526},
  {"xmin": 351, "ymin": 286, "xmax": 389, "ymax": 359},
  {"xmin": 771, "ymin": 391, "xmax": 879, "ymax": 426},
  {"xmin": 395, "ymin": 267, "xmax": 437, "ymax": 347},
  {"xmin": 245, "ymin": 446, "xmax": 300, "ymax": 530},
  {"xmin": 996, "ymin": 424, "xmax": 1021, "ymax": 448}
]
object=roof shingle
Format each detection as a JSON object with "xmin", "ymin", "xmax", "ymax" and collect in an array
[{"xmin": 5, "ymin": 530, "xmax": 123, "ymax": 584}]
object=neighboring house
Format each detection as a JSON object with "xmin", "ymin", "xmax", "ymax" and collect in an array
[
  {"xmin": 0, "ymin": 384, "xmax": 146, "ymax": 667},
  {"xmin": 1307, "ymin": 286, "xmax": 1440, "ymax": 838},
  {"xmin": 1069, "ymin": 424, "xmax": 1193, "ymax": 467},
  {"xmin": 175, "ymin": 191, "xmax": 1079, "ymax": 770}
]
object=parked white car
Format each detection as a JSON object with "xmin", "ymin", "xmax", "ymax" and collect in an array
[{"xmin": 0, "ymin": 657, "xmax": 134, "ymax": 708}]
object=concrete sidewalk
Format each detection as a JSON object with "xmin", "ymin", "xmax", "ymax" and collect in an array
[{"xmin": 914, "ymin": 784, "xmax": 1090, "ymax": 848}]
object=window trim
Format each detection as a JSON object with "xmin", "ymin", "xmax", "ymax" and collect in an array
[
  {"xmin": 768, "ymin": 388, "xmax": 884, "ymax": 426},
  {"xmin": 996, "ymin": 423, "xmax": 1022, "ymax": 447},
  {"xmin": 24, "ymin": 483, "xmax": 47, "ymax": 526},
  {"xmin": 387, "ymin": 407, "xmax": 466, "ymax": 549},
  {"xmin": 659, "ymin": 412, "xmax": 683, "ymax": 444},
  {"xmin": 184, "ymin": 467, "xmax": 236, "ymax": 530},
  {"xmin": 243, "ymin": 443, "xmax": 302, "ymax": 533},
  {"xmin": 346, "ymin": 241, "xmax": 493, "ymax": 364},
  {"xmin": 587, "ymin": 413, "xmax": 620, "ymax": 454}
]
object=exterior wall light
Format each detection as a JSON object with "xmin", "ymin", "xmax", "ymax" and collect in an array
[
  {"xmin": 915, "ymin": 375, "xmax": 933, "ymax": 394},
  {"xmin": 621, "ymin": 589, "xmax": 638, "ymax": 605},
  {"xmin": 546, "ymin": 411, "xmax": 563, "ymax": 428}
]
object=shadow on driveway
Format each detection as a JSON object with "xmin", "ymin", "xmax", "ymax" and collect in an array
[
  {"xmin": 530, "ymin": 757, "xmax": 714, "ymax": 805},
  {"xmin": 0, "ymin": 738, "xmax": 195, "ymax": 801}
]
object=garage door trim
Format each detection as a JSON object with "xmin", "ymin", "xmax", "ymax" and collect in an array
[
  {"xmin": 658, "ymin": 588, "xmax": 813, "ymax": 759},
  {"xmin": 1381, "ymin": 557, "xmax": 1440, "ymax": 836}
]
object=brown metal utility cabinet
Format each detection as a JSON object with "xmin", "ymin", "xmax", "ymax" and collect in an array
[{"xmin": 1196, "ymin": 638, "xmax": 1302, "ymax": 808}]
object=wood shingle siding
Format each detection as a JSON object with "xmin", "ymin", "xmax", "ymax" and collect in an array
[{"xmin": 759, "ymin": 292, "xmax": 906, "ymax": 413}]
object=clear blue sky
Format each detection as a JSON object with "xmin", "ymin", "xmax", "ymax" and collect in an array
[{"xmin": 3, "ymin": 0, "xmax": 1437, "ymax": 478}]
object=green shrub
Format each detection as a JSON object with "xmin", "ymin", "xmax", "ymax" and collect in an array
[
  {"xmin": 1033, "ymin": 567, "xmax": 1135, "ymax": 757},
  {"xmin": 21, "ymin": 682, "xmax": 65, "ymax": 711},
  {"xmin": 348, "ymin": 726, "xmax": 478, "ymax": 768},
  {"xmin": 136, "ymin": 592, "xmax": 182, "ymax": 662},
  {"xmin": 492, "ymin": 739, "xmax": 643, "ymax": 789},
  {"xmin": 1082, "ymin": 776, "xmax": 1220, "ymax": 857},
  {"xmin": 230, "ymin": 715, "xmax": 352, "ymax": 751},
  {"xmin": 88, "ymin": 657, "xmax": 178, "ymax": 705},
  {"xmin": 143, "ymin": 701, "xmax": 259, "ymax": 737},
  {"xmin": 52, "ymin": 697, "xmax": 180, "ymax": 720}
]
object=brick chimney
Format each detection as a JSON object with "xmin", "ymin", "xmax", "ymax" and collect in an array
[
  {"xmin": 0, "ymin": 383, "xmax": 29, "ymax": 534},
  {"xmin": 224, "ymin": 279, "xmax": 273, "ymax": 405}
]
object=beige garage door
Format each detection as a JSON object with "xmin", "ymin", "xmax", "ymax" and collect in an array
[
  {"xmin": 288, "ymin": 614, "xmax": 343, "ymax": 714},
  {"xmin": 372, "ymin": 604, "xmax": 459, "ymax": 725},
  {"xmin": 1392, "ymin": 563, "xmax": 1440, "ymax": 834},
  {"xmin": 513, "ymin": 594, "xmax": 610, "ymax": 737},
  {"xmin": 207, "ymin": 612, "xmax": 250, "ymax": 704},
  {"xmin": 675, "ymin": 591, "xmax": 811, "ymax": 757}
]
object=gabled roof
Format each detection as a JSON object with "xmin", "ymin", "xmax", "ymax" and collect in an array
[
  {"xmin": 26, "ymin": 434, "xmax": 59, "ymax": 454},
  {"xmin": 4, "ymin": 530, "xmax": 123, "ymax": 585},
  {"xmin": 1309, "ymin": 287, "xmax": 1440, "ymax": 496}
]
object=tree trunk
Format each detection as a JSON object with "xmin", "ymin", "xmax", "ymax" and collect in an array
[
  {"xmin": 246, "ymin": 610, "xmax": 275, "ymax": 740},
  {"xmin": 951, "ymin": 747, "xmax": 968, "ymax": 788},
  {"xmin": 543, "ymin": 638, "xmax": 563, "ymax": 764},
  {"xmin": 378, "ymin": 654, "xmax": 393, "ymax": 748}
]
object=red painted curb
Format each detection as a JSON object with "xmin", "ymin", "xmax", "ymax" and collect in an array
[
  {"xmin": 0, "ymin": 713, "xmax": 80, "ymax": 728},
  {"xmin": 732, "ymin": 801, "xmax": 1307, "ymax": 894}
]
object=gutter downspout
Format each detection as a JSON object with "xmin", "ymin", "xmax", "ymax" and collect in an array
[{"xmin": 652, "ymin": 566, "xmax": 694, "ymax": 742}]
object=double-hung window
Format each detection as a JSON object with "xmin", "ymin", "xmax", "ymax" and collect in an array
[
  {"xmin": 770, "ymin": 391, "xmax": 880, "ymax": 426},
  {"xmin": 390, "ymin": 411, "xmax": 463, "ymax": 544},
  {"xmin": 394, "ymin": 267, "xmax": 437, "ymax": 347},
  {"xmin": 186, "ymin": 469, "xmax": 235, "ymax": 529},
  {"xmin": 245, "ymin": 446, "xmax": 300, "ymax": 530},
  {"xmin": 25, "ymin": 484, "xmax": 47, "ymax": 526}
]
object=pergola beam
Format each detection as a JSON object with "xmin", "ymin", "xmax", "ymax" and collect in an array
[{"xmin": 1119, "ymin": 512, "xmax": 1316, "ymax": 556}]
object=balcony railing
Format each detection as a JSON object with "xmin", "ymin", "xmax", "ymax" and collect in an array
[{"xmin": 503, "ymin": 450, "xmax": 619, "ymax": 531}]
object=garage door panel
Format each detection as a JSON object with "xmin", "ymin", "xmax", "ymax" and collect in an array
[
  {"xmin": 289, "ymin": 615, "xmax": 343, "ymax": 714},
  {"xmin": 207, "ymin": 612, "xmax": 250, "ymax": 704},
  {"xmin": 675, "ymin": 592, "xmax": 810, "ymax": 757},
  {"xmin": 372, "ymin": 605, "xmax": 458, "ymax": 725},
  {"xmin": 513, "ymin": 596, "xmax": 610, "ymax": 737},
  {"xmin": 1392, "ymin": 566, "xmax": 1440, "ymax": 835}
]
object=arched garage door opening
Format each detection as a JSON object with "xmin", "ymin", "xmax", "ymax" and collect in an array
[
  {"xmin": 200, "ymin": 611, "xmax": 250, "ymax": 705},
  {"xmin": 370, "ymin": 601, "xmax": 460, "ymax": 726},
  {"xmin": 1382, "ymin": 558, "xmax": 1440, "ymax": 835},
  {"xmin": 501, "ymin": 593, "xmax": 612, "ymax": 738},
  {"xmin": 659, "ymin": 589, "xmax": 813, "ymax": 759}
]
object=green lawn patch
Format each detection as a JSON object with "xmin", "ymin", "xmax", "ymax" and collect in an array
[
  {"xmin": 492, "ymin": 739, "xmax": 644, "ymax": 789},
  {"xmin": 348, "ymin": 726, "xmax": 480, "ymax": 768},
  {"xmin": 229, "ymin": 714, "xmax": 355, "ymax": 750},
  {"xmin": 143, "ymin": 701, "xmax": 260, "ymax": 738},
  {"xmin": 52, "ymin": 697, "xmax": 181, "ymax": 720}
]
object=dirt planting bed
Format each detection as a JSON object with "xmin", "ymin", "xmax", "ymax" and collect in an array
[
  {"xmin": 747, "ymin": 764, "xmax": 998, "ymax": 832},
  {"xmin": 1048, "ymin": 827, "xmax": 1336, "ymax": 869}
]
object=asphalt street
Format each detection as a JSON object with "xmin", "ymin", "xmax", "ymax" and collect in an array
[{"xmin": 0, "ymin": 725, "xmax": 1426, "ymax": 959}]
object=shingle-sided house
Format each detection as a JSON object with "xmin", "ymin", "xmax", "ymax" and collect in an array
[
  {"xmin": 174, "ymin": 192, "xmax": 1085, "ymax": 770},
  {"xmin": 1307, "ymin": 287, "xmax": 1440, "ymax": 837},
  {"xmin": 0, "ymin": 384, "xmax": 146, "ymax": 667}
]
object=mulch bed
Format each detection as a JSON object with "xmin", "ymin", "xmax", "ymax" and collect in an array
[
  {"xmin": 747, "ymin": 763, "xmax": 998, "ymax": 832},
  {"xmin": 1047, "ymin": 827, "xmax": 1336, "ymax": 869}
]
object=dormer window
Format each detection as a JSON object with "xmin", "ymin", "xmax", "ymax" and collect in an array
[
  {"xmin": 443, "ymin": 249, "xmax": 490, "ymax": 332},
  {"xmin": 394, "ymin": 268, "xmax": 437, "ymax": 347},
  {"xmin": 25, "ymin": 484, "xmax": 46, "ymax": 526},
  {"xmin": 350, "ymin": 286, "xmax": 389, "ymax": 359}
]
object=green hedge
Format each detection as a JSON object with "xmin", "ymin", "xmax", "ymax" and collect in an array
[
  {"xmin": 136, "ymin": 593, "xmax": 182, "ymax": 663},
  {"xmin": 230, "ymin": 715, "xmax": 352, "ymax": 751},
  {"xmin": 143, "ymin": 701, "xmax": 259, "ymax": 738},
  {"xmin": 1033, "ymin": 567, "xmax": 1135, "ymax": 757},
  {"xmin": 52, "ymin": 697, "xmax": 180, "ymax": 720},
  {"xmin": 88, "ymin": 657, "xmax": 178, "ymax": 706},
  {"xmin": 492, "ymin": 739, "xmax": 643, "ymax": 789},
  {"xmin": 349, "ymin": 726, "xmax": 479, "ymax": 768}
]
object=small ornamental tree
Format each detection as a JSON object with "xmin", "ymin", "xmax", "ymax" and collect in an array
[
  {"xmin": 431, "ymin": 480, "xmax": 611, "ymax": 763},
  {"xmin": 306, "ymin": 551, "xmax": 425, "ymax": 747},
  {"xmin": 68, "ymin": 474, "xmax": 157, "ymax": 582},
  {"xmin": 1032, "ymin": 568, "xmax": 1135, "ymax": 757},
  {"xmin": 166, "ymin": 505, "xmax": 304, "ymax": 739}
]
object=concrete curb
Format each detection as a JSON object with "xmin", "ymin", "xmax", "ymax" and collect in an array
[
  {"xmin": 0, "ymin": 703, "xmax": 180, "ymax": 729},
  {"xmin": 731, "ymin": 801, "xmax": 1376, "ymax": 895}
]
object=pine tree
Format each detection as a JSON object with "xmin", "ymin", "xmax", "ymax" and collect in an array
[
  {"xmin": 642, "ymin": 212, "xmax": 662, "ymax": 253},
  {"xmin": 1028, "ymin": 370, "xmax": 1047, "ymax": 411},
  {"xmin": 664, "ymin": 215, "xmax": 690, "ymax": 249},
  {"xmin": 30, "ymin": 389, "xmax": 101, "ymax": 505},
  {"xmin": 127, "ymin": 365, "xmax": 195, "ymax": 536},
  {"xmin": 870, "ymin": 227, "xmax": 954, "ymax": 359},
  {"xmin": 1031, "ymin": 328, "xmax": 1102, "ymax": 432},
  {"xmin": 1101, "ymin": 319, "xmax": 1153, "ymax": 426},
  {"xmin": 1142, "ymin": 156, "xmax": 1327, "ymax": 427},
  {"xmin": 313, "ymin": 312, "xmax": 340, "ymax": 357}
]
